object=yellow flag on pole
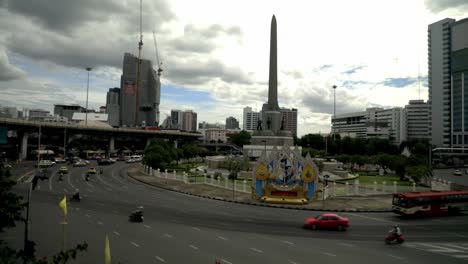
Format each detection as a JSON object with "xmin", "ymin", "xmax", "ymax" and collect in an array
[
  {"xmin": 59, "ymin": 195, "xmax": 67, "ymax": 216},
  {"xmin": 105, "ymin": 235, "xmax": 111, "ymax": 264}
]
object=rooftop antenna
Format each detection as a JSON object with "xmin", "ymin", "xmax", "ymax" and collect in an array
[
  {"xmin": 152, "ymin": 31, "xmax": 163, "ymax": 76},
  {"xmin": 134, "ymin": 0, "xmax": 144, "ymax": 126}
]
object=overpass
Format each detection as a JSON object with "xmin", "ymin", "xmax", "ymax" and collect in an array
[{"xmin": 0, "ymin": 117, "xmax": 201, "ymax": 160}]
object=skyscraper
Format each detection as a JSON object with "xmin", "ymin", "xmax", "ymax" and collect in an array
[
  {"xmin": 451, "ymin": 18, "xmax": 468, "ymax": 147},
  {"xmin": 182, "ymin": 110, "xmax": 197, "ymax": 132},
  {"xmin": 428, "ymin": 17, "xmax": 468, "ymax": 147},
  {"xmin": 171, "ymin": 109, "xmax": 183, "ymax": 129},
  {"xmin": 106, "ymin": 87, "xmax": 120, "ymax": 127},
  {"xmin": 404, "ymin": 100, "xmax": 430, "ymax": 141},
  {"xmin": 120, "ymin": 53, "xmax": 160, "ymax": 127}
]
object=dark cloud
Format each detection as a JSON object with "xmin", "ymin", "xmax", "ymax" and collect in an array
[
  {"xmin": 424, "ymin": 0, "xmax": 468, "ymax": 12},
  {"xmin": 164, "ymin": 58, "xmax": 253, "ymax": 85},
  {"xmin": 0, "ymin": 50, "xmax": 25, "ymax": 81},
  {"xmin": 0, "ymin": 0, "xmax": 174, "ymax": 33},
  {"xmin": 383, "ymin": 77, "xmax": 418, "ymax": 88}
]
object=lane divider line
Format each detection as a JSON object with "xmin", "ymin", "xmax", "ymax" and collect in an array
[
  {"xmin": 388, "ymin": 254, "xmax": 404, "ymax": 260},
  {"xmin": 192, "ymin": 227, "xmax": 201, "ymax": 231},
  {"xmin": 283, "ymin": 240, "xmax": 293, "ymax": 245},
  {"xmin": 218, "ymin": 236, "xmax": 228, "ymax": 241},
  {"xmin": 339, "ymin": 243, "xmax": 354, "ymax": 247},
  {"xmin": 144, "ymin": 224, "xmax": 152, "ymax": 229},
  {"xmin": 189, "ymin": 244, "xmax": 198, "ymax": 250},
  {"xmin": 155, "ymin": 256, "xmax": 165, "ymax": 262},
  {"xmin": 250, "ymin": 248, "xmax": 263, "ymax": 253},
  {"xmin": 131, "ymin": 242, "xmax": 140, "ymax": 248},
  {"xmin": 163, "ymin": 234, "xmax": 173, "ymax": 238},
  {"xmin": 323, "ymin": 252, "xmax": 336, "ymax": 257},
  {"xmin": 221, "ymin": 258, "xmax": 232, "ymax": 264},
  {"xmin": 113, "ymin": 231, "xmax": 120, "ymax": 236},
  {"xmin": 288, "ymin": 260, "xmax": 299, "ymax": 264}
]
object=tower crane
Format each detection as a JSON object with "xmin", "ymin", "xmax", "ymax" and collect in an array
[{"xmin": 152, "ymin": 31, "xmax": 163, "ymax": 76}]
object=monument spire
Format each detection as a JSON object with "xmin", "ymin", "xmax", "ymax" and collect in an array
[{"xmin": 268, "ymin": 15, "xmax": 279, "ymax": 110}]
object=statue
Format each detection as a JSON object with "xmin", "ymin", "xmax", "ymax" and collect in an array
[
  {"xmin": 266, "ymin": 117, "xmax": 271, "ymax": 130},
  {"xmin": 280, "ymin": 116, "xmax": 285, "ymax": 130},
  {"xmin": 257, "ymin": 119, "xmax": 263, "ymax": 130}
]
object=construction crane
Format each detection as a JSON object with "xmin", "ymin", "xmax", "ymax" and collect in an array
[
  {"xmin": 134, "ymin": 0, "xmax": 144, "ymax": 126},
  {"xmin": 152, "ymin": 31, "xmax": 163, "ymax": 76}
]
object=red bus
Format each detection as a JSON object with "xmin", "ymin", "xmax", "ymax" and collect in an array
[{"xmin": 392, "ymin": 190, "xmax": 468, "ymax": 216}]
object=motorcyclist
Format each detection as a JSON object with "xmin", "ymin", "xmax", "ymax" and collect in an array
[
  {"xmin": 85, "ymin": 173, "xmax": 90, "ymax": 181},
  {"xmin": 58, "ymin": 172, "xmax": 63, "ymax": 181},
  {"xmin": 72, "ymin": 189, "xmax": 81, "ymax": 201},
  {"xmin": 390, "ymin": 225, "xmax": 401, "ymax": 237}
]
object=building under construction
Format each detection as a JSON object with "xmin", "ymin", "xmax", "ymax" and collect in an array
[{"xmin": 119, "ymin": 52, "xmax": 160, "ymax": 127}]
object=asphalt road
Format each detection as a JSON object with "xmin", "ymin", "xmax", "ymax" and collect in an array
[
  {"xmin": 3, "ymin": 161, "xmax": 468, "ymax": 263},
  {"xmin": 433, "ymin": 168, "xmax": 468, "ymax": 186}
]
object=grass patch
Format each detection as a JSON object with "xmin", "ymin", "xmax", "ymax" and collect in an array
[{"xmin": 357, "ymin": 175, "xmax": 414, "ymax": 186}]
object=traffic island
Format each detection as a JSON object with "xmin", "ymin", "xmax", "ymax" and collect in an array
[{"xmin": 128, "ymin": 168, "xmax": 393, "ymax": 212}]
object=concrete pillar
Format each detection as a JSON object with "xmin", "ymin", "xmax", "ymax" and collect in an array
[
  {"xmin": 243, "ymin": 180, "xmax": 247, "ymax": 192},
  {"xmin": 332, "ymin": 182, "xmax": 336, "ymax": 197},
  {"xmin": 345, "ymin": 182, "xmax": 349, "ymax": 196},
  {"xmin": 382, "ymin": 181, "xmax": 387, "ymax": 193},
  {"xmin": 354, "ymin": 179, "xmax": 359, "ymax": 195},
  {"xmin": 412, "ymin": 182, "xmax": 416, "ymax": 192},
  {"xmin": 374, "ymin": 181, "xmax": 377, "ymax": 193},
  {"xmin": 224, "ymin": 177, "xmax": 228, "ymax": 188},
  {"xmin": 108, "ymin": 136, "xmax": 115, "ymax": 154},
  {"xmin": 217, "ymin": 177, "xmax": 220, "ymax": 186},
  {"xmin": 174, "ymin": 140, "xmax": 178, "ymax": 149},
  {"xmin": 393, "ymin": 181, "xmax": 397, "ymax": 193},
  {"xmin": 173, "ymin": 170, "xmax": 176, "ymax": 179},
  {"xmin": 165, "ymin": 169, "xmax": 168, "ymax": 178},
  {"xmin": 20, "ymin": 133, "xmax": 29, "ymax": 160}
]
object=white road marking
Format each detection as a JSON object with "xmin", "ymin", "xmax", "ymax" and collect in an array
[
  {"xmin": 388, "ymin": 254, "xmax": 404, "ymax": 260},
  {"xmin": 189, "ymin": 244, "xmax": 198, "ymax": 250},
  {"xmin": 67, "ymin": 174, "xmax": 76, "ymax": 190},
  {"xmin": 85, "ymin": 214, "xmax": 91, "ymax": 218},
  {"xmin": 442, "ymin": 244, "xmax": 468, "ymax": 250},
  {"xmin": 221, "ymin": 258, "xmax": 233, "ymax": 264},
  {"xmin": 288, "ymin": 260, "xmax": 299, "ymax": 264},
  {"xmin": 344, "ymin": 213, "xmax": 405, "ymax": 225},
  {"xmin": 192, "ymin": 227, "xmax": 201, "ymax": 231},
  {"xmin": 49, "ymin": 174, "xmax": 54, "ymax": 191},
  {"xmin": 164, "ymin": 234, "xmax": 173, "ymax": 238},
  {"xmin": 131, "ymin": 242, "xmax": 140, "ymax": 247},
  {"xmin": 417, "ymin": 243, "xmax": 462, "ymax": 253},
  {"xmin": 155, "ymin": 256, "xmax": 165, "ymax": 262},
  {"xmin": 218, "ymin": 236, "xmax": 228, "ymax": 241},
  {"xmin": 323, "ymin": 252, "xmax": 336, "ymax": 257},
  {"xmin": 97, "ymin": 174, "xmax": 114, "ymax": 190},
  {"xmin": 283, "ymin": 240, "xmax": 294, "ymax": 245},
  {"xmin": 250, "ymin": 248, "xmax": 263, "ymax": 253},
  {"xmin": 86, "ymin": 188, "xmax": 93, "ymax": 193},
  {"xmin": 453, "ymin": 255, "xmax": 468, "ymax": 259},
  {"xmin": 144, "ymin": 224, "xmax": 152, "ymax": 229},
  {"xmin": 113, "ymin": 231, "xmax": 120, "ymax": 236},
  {"xmin": 112, "ymin": 210, "xmax": 119, "ymax": 214},
  {"xmin": 97, "ymin": 221, "xmax": 103, "ymax": 226},
  {"xmin": 339, "ymin": 243, "xmax": 354, "ymax": 247}
]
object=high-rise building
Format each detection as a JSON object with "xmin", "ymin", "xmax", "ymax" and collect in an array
[
  {"xmin": 120, "ymin": 53, "xmax": 160, "ymax": 127},
  {"xmin": 428, "ymin": 18, "xmax": 456, "ymax": 147},
  {"xmin": 280, "ymin": 108, "xmax": 298, "ymax": 137},
  {"xmin": 225, "ymin": 117, "xmax": 239, "ymax": 130},
  {"xmin": 404, "ymin": 100, "xmax": 430, "ymax": 141},
  {"xmin": 243, "ymin": 107, "xmax": 261, "ymax": 131},
  {"xmin": 171, "ymin": 110, "xmax": 183, "ymax": 129},
  {"xmin": 106, "ymin": 87, "xmax": 120, "ymax": 127},
  {"xmin": 375, "ymin": 107, "xmax": 405, "ymax": 145},
  {"xmin": 54, "ymin": 104, "xmax": 85, "ymax": 121},
  {"xmin": 451, "ymin": 18, "xmax": 468, "ymax": 146},
  {"xmin": 182, "ymin": 110, "xmax": 197, "ymax": 132},
  {"xmin": 0, "ymin": 106, "xmax": 18, "ymax": 119}
]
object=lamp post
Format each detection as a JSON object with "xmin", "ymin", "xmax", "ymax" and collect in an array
[
  {"xmin": 85, "ymin": 67, "xmax": 92, "ymax": 127},
  {"xmin": 332, "ymin": 85, "xmax": 337, "ymax": 141}
]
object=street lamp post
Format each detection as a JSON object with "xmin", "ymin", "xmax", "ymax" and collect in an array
[
  {"xmin": 332, "ymin": 85, "xmax": 337, "ymax": 141},
  {"xmin": 85, "ymin": 67, "xmax": 92, "ymax": 127}
]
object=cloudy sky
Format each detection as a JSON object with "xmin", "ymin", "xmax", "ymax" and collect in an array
[{"xmin": 0, "ymin": 0, "xmax": 467, "ymax": 136}]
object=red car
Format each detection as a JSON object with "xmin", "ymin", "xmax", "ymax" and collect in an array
[{"xmin": 303, "ymin": 213, "xmax": 349, "ymax": 231}]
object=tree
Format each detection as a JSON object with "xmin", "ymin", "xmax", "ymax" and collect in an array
[
  {"xmin": 228, "ymin": 130, "xmax": 251, "ymax": 147},
  {"xmin": 226, "ymin": 157, "xmax": 243, "ymax": 180},
  {"xmin": 0, "ymin": 163, "xmax": 88, "ymax": 263},
  {"xmin": 406, "ymin": 165, "xmax": 429, "ymax": 183}
]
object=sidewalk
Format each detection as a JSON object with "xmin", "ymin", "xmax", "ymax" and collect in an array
[{"xmin": 128, "ymin": 168, "xmax": 393, "ymax": 212}]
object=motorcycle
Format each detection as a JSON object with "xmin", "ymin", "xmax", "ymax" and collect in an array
[
  {"xmin": 385, "ymin": 231, "xmax": 405, "ymax": 244},
  {"xmin": 129, "ymin": 210, "xmax": 144, "ymax": 222},
  {"xmin": 70, "ymin": 193, "xmax": 81, "ymax": 202},
  {"xmin": 85, "ymin": 174, "xmax": 90, "ymax": 181}
]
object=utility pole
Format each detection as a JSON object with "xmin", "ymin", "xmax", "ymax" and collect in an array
[
  {"xmin": 332, "ymin": 85, "xmax": 337, "ymax": 142},
  {"xmin": 85, "ymin": 67, "xmax": 92, "ymax": 127}
]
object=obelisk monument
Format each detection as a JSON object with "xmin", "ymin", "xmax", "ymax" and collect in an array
[{"xmin": 246, "ymin": 15, "xmax": 293, "ymax": 156}]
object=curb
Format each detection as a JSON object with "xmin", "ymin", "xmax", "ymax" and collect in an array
[{"xmin": 128, "ymin": 172, "xmax": 392, "ymax": 213}]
